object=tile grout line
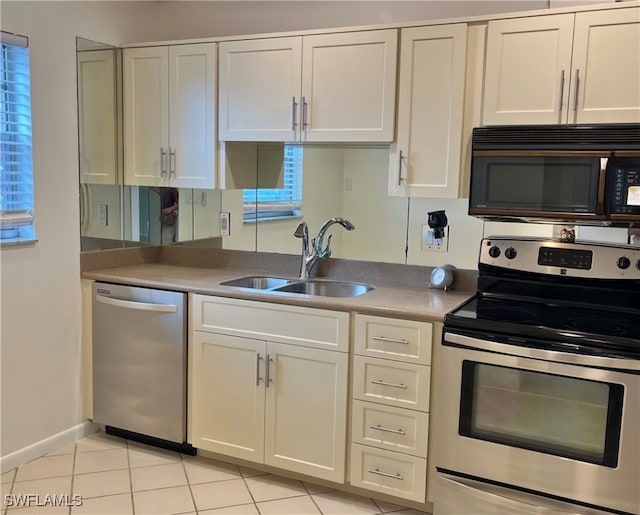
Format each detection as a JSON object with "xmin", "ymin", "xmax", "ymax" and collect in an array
[
  {"xmin": 180, "ymin": 454, "xmax": 199, "ymax": 515},
  {"xmin": 239, "ymin": 468, "xmax": 262, "ymax": 515},
  {"xmin": 68, "ymin": 442, "xmax": 78, "ymax": 515},
  {"xmin": 126, "ymin": 439, "xmax": 136, "ymax": 515}
]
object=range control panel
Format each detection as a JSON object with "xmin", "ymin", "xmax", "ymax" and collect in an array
[{"xmin": 480, "ymin": 237, "xmax": 640, "ymax": 279}]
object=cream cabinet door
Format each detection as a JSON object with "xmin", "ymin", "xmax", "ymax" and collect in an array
[
  {"xmin": 388, "ymin": 24, "xmax": 467, "ymax": 197},
  {"xmin": 264, "ymin": 342, "xmax": 348, "ymax": 483},
  {"xmin": 572, "ymin": 7, "xmax": 640, "ymax": 124},
  {"xmin": 168, "ymin": 44, "xmax": 217, "ymax": 188},
  {"xmin": 218, "ymin": 37, "xmax": 302, "ymax": 141},
  {"xmin": 77, "ymin": 50, "xmax": 118, "ymax": 185},
  {"xmin": 301, "ymin": 30, "xmax": 397, "ymax": 142},
  {"xmin": 189, "ymin": 332, "xmax": 267, "ymax": 462},
  {"xmin": 124, "ymin": 46, "xmax": 169, "ymax": 186},
  {"xmin": 483, "ymin": 14, "xmax": 575, "ymax": 125}
]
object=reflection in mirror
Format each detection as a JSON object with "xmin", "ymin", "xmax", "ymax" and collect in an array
[
  {"xmin": 252, "ymin": 146, "xmax": 408, "ymax": 264},
  {"xmin": 124, "ymin": 187, "xmax": 223, "ymax": 245}
]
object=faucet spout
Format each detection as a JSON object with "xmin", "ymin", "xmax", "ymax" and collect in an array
[{"xmin": 314, "ymin": 217, "xmax": 355, "ymax": 258}]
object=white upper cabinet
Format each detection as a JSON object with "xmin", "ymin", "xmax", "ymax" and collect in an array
[
  {"xmin": 388, "ymin": 24, "xmax": 468, "ymax": 198},
  {"xmin": 219, "ymin": 30, "xmax": 397, "ymax": 142},
  {"xmin": 572, "ymin": 8, "xmax": 640, "ymax": 124},
  {"xmin": 483, "ymin": 14, "xmax": 574, "ymax": 125},
  {"xmin": 483, "ymin": 7, "xmax": 640, "ymax": 125},
  {"xmin": 218, "ymin": 37, "xmax": 302, "ymax": 142},
  {"xmin": 77, "ymin": 49, "xmax": 119, "ymax": 185},
  {"xmin": 124, "ymin": 43, "xmax": 217, "ymax": 188}
]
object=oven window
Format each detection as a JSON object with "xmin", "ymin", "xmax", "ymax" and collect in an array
[{"xmin": 459, "ymin": 362, "xmax": 623, "ymax": 467}]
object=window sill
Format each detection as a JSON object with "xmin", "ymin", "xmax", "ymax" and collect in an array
[{"xmin": 0, "ymin": 237, "xmax": 38, "ymax": 247}]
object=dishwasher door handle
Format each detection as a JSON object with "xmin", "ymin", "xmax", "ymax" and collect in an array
[{"xmin": 96, "ymin": 294, "xmax": 178, "ymax": 313}]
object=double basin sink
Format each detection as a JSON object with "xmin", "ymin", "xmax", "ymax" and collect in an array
[{"xmin": 220, "ymin": 275, "xmax": 373, "ymax": 298}]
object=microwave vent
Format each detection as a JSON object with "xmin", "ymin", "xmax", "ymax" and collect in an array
[{"xmin": 472, "ymin": 124, "xmax": 640, "ymax": 150}]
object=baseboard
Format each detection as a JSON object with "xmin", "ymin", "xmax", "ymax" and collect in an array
[{"xmin": 0, "ymin": 421, "xmax": 98, "ymax": 474}]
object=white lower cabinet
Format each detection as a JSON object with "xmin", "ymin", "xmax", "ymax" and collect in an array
[
  {"xmin": 350, "ymin": 314, "xmax": 433, "ymax": 503},
  {"xmin": 189, "ymin": 295, "xmax": 349, "ymax": 483}
]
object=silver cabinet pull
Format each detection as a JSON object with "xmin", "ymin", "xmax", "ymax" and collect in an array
[
  {"xmin": 558, "ymin": 69, "xmax": 565, "ymax": 111},
  {"xmin": 160, "ymin": 148, "xmax": 168, "ymax": 176},
  {"xmin": 256, "ymin": 353, "xmax": 263, "ymax": 386},
  {"xmin": 370, "ymin": 424, "xmax": 406, "ymax": 435},
  {"xmin": 372, "ymin": 336, "xmax": 409, "ymax": 345},
  {"xmin": 368, "ymin": 468, "xmax": 404, "ymax": 481},
  {"xmin": 292, "ymin": 96, "xmax": 298, "ymax": 131},
  {"xmin": 169, "ymin": 148, "xmax": 176, "ymax": 177},
  {"xmin": 573, "ymin": 69, "xmax": 580, "ymax": 112},
  {"xmin": 266, "ymin": 354, "xmax": 273, "ymax": 387},
  {"xmin": 371, "ymin": 379, "xmax": 408, "ymax": 389},
  {"xmin": 302, "ymin": 96, "xmax": 308, "ymax": 130},
  {"xmin": 398, "ymin": 150, "xmax": 404, "ymax": 186}
]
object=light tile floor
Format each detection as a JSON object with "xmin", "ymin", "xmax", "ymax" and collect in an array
[{"xmin": 1, "ymin": 432, "xmax": 427, "ymax": 515}]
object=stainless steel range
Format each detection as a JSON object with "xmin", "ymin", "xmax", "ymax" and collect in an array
[{"xmin": 435, "ymin": 237, "xmax": 640, "ymax": 515}]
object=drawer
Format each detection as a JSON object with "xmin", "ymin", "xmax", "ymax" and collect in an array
[
  {"xmin": 350, "ymin": 443, "xmax": 427, "ymax": 503},
  {"xmin": 352, "ymin": 400, "xmax": 428, "ymax": 457},
  {"xmin": 192, "ymin": 294, "xmax": 349, "ymax": 351},
  {"xmin": 354, "ymin": 314, "xmax": 432, "ymax": 365},
  {"xmin": 353, "ymin": 355, "xmax": 430, "ymax": 411}
]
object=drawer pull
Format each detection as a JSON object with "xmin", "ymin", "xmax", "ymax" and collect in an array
[
  {"xmin": 371, "ymin": 379, "xmax": 408, "ymax": 389},
  {"xmin": 370, "ymin": 424, "xmax": 406, "ymax": 435},
  {"xmin": 372, "ymin": 336, "xmax": 409, "ymax": 345},
  {"xmin": 368, "ymin": 468, "xmax": 404, "ymax": 481}
]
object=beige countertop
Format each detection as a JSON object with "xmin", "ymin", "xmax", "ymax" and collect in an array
[{"xmin": 82, "ymin": 262, "xmax": 474, "ymax": 322}]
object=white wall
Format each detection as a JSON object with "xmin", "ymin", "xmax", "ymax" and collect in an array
[{"xmin": 0, "ymin": 0, "xmax": 594, "ymax": 466}]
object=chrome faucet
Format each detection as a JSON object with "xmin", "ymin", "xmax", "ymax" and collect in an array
[{"xmin": 293, "ymin": 217, "xmax": 355, "ymax": 279}]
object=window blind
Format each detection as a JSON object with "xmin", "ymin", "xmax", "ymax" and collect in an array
[
  {"xmin": 0, "ymin": 31, "xmax": 34, "ymax": 241},
  {"xmin": 244, "ymin": 145, "xmax": 303, "ymax": 221}
]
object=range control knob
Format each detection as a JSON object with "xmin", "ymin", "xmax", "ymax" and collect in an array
[
  {"xmin": 505, "ymin": 247, "xmax": 517, "ymax": 260},
  {"xmin": 488, "ymin": 246, "xmax": 501, "ymax": 258},
  {"xmin": 617, "ymin": 256, "xmax": 631, "ymax": 270},
  {"xmin": 637, "ymin": 259, "xmax": 640, "ymax": 271}
]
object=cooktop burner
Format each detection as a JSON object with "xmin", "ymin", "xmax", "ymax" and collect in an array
[{"xmin": 445, "ymin": 237, "xmax": 640, "ymax": 357}]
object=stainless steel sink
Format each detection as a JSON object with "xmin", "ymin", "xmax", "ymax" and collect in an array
[
  {"xmin": 220, "ymin": 276, "xmax": 293, "ymax": 289},
  {"xmin": 220, "ymin": 276, "xmax": 373, "ymax": 298},
  {"xmin": 273, "ymin": 280, "xmax": 373, "ymax": 298}
]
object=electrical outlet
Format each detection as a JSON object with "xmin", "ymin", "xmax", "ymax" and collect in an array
[
  {"xmin": 220, "ymin": 212, "xmax": 230, "ymax": 236},
  {"xmin": 421, "ymin": 224, "xmax": 449, "ymax": 252}
]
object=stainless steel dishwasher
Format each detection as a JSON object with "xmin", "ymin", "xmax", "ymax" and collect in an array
[{"xmin": 92, "ymin": 282, "xmax": 193, "ymax": 453}]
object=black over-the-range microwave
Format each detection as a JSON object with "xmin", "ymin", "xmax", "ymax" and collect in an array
[{"xmin": 469, "ymin": 124, "xmax": 640, "ymax": 226}]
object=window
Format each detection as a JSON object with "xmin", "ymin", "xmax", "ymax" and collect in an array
[
  {"xmin": 0, "ymin": 31, "xmax": 35, "ymax": 243},
  {"xmin": 243, "ymin": 145, "xmax": 303, "ymax": 222}
]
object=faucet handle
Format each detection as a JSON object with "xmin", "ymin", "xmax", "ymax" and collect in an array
[
  {"xmin": 294, "ymin": 221, "xmax": 307, "ymax": 238},
  {"xmin": 319, "ymin": 234, "xmax": 332, "ymax": 259}
]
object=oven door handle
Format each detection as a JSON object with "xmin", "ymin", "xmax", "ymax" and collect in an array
[{"xmin": 445, "ymin": 332, "xmax": 640, "ymax": 372}]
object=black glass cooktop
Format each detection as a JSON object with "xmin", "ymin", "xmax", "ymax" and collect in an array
[{"xmin": 446, "ymin": 295, "xmax": 640, "ymax": 357}]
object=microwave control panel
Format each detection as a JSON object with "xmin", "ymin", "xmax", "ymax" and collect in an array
[{"xmin": 608, "ymin": 161, "xmax": 640, "ymax": 215}]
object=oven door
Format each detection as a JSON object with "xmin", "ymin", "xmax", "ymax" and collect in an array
[{"xmin": 437, "ymin": 331, "xmax": 640, "ymax": 515}]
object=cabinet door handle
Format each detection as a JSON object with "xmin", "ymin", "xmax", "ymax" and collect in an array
[
  {"xmin": 368, "ymin": 468, "xmax": 404, "ymax": 481},
  {"xmin": 169, "ymin": 148, "xmax": 176, "ymax": 177},
  {"xmin": 371, "ymin": 379, "xmax": 408, "ymax": 389},
  {"xmin": 256, "ymin": 353, "xmax": 263, "ymax": 386},
  {"xmin": 266, "ymin": 354, "xmax": 273, "ymax": 387},
  {"xmin": 292, "ymin": 96, "xmax": 298, "ymax": 130},
  {"xmin": 372, "ymin": 336, "xmax": 410, "ymax": 345},
  {"xmin": 397, "ymin": 150, "xmax": 404, "ymax": 186},
  {"xmin": 370, "ymin": 424, "xmax": 406, "ymax": 436},
  {"xmin": 558, "ymin": 69, "xmax": 565, "ymax": 112},
  {"xmin": 573, "ymin": 69, "xmax": 580, "ymax": 112},
  {"xmin": 302, "ymin": 96, "xmax": 308, "ymax": 130},
  {"xmin": 160, "ymin": 148, "xmax": 168, "ymax": 176}
]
